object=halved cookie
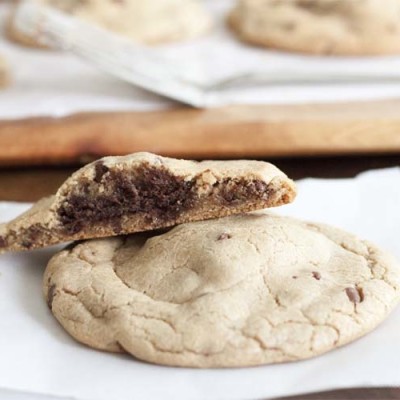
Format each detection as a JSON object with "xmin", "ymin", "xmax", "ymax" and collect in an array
[
  {"xmin": 43, "ymin": 212, "xmax": 400, "ymax": 367},
  {"xmin": 0, "ymin": 152, "xmax": 296, "ymax": 253}
]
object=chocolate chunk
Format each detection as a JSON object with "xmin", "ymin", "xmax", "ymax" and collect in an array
[
  {"xmin": 312, "ymin": 271, "xmax": 321, "ymax": 280},
  {"xmin": 47, "ymin": 284, "xmax": 57, "ymax": 310},
  {"xmin": 292, "ymin": 276, "xmax": 298, "ymax": 279},
  {"xmin": 217, "ymin": 233, "xmax": 232, "ymax": 241},
  {"xmin": 0, "ymin": 235, "xmax": 6, "ymax": 248},
  {"xmin": 345, "ymin": 287, "xmax": 364, "ymax": 304},
  {"xmin": 94, "ymin": 161, "xmax": 109, "ymax": 183}
]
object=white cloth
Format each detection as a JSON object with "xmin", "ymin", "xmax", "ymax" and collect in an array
[
  {"xmin": 3, "ymin": 1, "xmax": 400, "ymax": 117},
  {"xmin": 0, "ymin": 167, "xmax": 399, "ymax": 400}
]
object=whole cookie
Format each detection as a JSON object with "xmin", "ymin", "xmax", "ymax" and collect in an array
[
  {"xmin": 9, "ymin": 0, "xmax": 211, "ymax": 47},
  {"xmin": 229, "ymin": 0, "xmax": 400, "ymax": 55},
  {"xmin": 44, "ymin": 213, "xmax": 400, "ymax": 368}
]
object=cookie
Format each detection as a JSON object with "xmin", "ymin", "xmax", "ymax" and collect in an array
[
  {"xmin": 5, "ymin": 9, "xmax": 49, "ymax": 49},
  {"xmin": 229, "ymin": 0, "xmax": 400, "ymax": 55},
  {"xmin": 43, "ymin": 212, "xmax": 400, "ymax": 368},
  {"xmin": 9, "ymin": 0, "xmax": 211, "ymax": 48},
  {"xmin": 0, "ymin": 56, "xmax": 10, "ymax": 88},
  {"xmin": 0, "ymin": 152, "xmax": 296, "ymax": 253}
]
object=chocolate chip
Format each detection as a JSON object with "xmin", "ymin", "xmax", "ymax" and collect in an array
[
  {"xmin": 47, "ymin": 284, "xmax": 57, "ymax": 310},
  {"xmin": 0, "ymin": 236, "xmax": 6, "ymax": 248},
  {"xmin": 217, "ymin": 233, "xmax": 232, "ymax": 241},
  {"xmin": 292, "ymin": 276, "xmax": 298, "ymax": 279},
  {"xmin": 94, "ymin": 161, "xmax": 109, "ymax": 183},
  {"xmin": 345, "ymin": 287, "xmax": 364, "ymax": 304},
  {"xmin": 312, "ymin": 271, "xmax": 321, "ymax": 280}
]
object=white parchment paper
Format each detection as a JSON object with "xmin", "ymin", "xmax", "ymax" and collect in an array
[
  {"xmin": 0, "ymin": 167, "xmax": 399, "ymax": 400},
  {"xmin": 3, "ymin": 1, "xmax": 400, "ymax": 117}
]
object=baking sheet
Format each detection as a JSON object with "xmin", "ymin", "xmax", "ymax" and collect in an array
[
  {"xmin": 0, "ymin": 167, "xmax": 399, "ymax": 400},
  {"xmin": 3, "ymin": 1, "xmax": 400, "ymax": 117}
]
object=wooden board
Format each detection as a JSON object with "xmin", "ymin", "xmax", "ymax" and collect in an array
[{"xmin": 1, "ymin": 100, "xmax": 400, "ymax": 165}]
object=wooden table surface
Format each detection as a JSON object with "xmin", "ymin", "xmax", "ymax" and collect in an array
[
  {"xmin": 0, "ymin": 155, "xmax": 399, "ymax": 400},
  {"xmin": 3, "ymin": 102, "xmax": 400, "ymax": 165}
]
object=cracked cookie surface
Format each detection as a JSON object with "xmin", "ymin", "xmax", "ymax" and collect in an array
[
  {"xmin": 0, "ymin": 152, "xmax": 296, "ymax": 254},
  {"xmin": 229, "ymin": 0, "xmax": 400, "ymax": 55},
  {"xmin": 43, "ymin": 212, "xmax": 400, "ymax": 368}
]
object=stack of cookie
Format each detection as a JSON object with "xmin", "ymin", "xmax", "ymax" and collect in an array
[{"xmin": 1, "ymin": 152, "xmax": 399, "ymax": 368}]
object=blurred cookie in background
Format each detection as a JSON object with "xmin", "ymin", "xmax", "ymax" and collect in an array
[
  {"xmin": 7, "ymin": 0, "xmax": 212, "ymax": 48},
  {"xmin": 0, "ymin": 56, "xmax": 10, "ymax": 88},
  {"xmin": 6, "ymin": 5, "xmax": 48, "ymax": 49},
  {"xmin": 228, "ymin": 0, "xmax": 400, "ymax": 56}
]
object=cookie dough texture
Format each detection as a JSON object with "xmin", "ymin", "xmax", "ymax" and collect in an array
[
  {"xmin": 44, "ymin": 213, "xmax": 400, "ymax": 368},
  {"xmin": 8, "ymin": 0, "xmax": 211, "ymax": 47},
  {"xmin": 0, "ymin": 56, "xmax": 9, "ymax": 88},
  {"xmin": 229, "ymin": 0, "xmax": 400, "ymax": 55},
  {"xmin": 0, "ymin": 152, "xmax": 296, "ymax": 253}
]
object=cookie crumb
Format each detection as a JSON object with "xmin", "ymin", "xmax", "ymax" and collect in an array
[
  {"xmin": 217, "ymin": 233, "xmax": 232, "ymax": 241},
  {"xmin": 345, "ymin": 287, "xmax": 364, "ymax": 304},
  {"xmin": 312, "ymin": 271, "xmax": 321, "ymax": 280}
]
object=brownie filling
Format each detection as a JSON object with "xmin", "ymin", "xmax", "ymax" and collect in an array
[
  {"xmin": 58, "ymin": 165, "xmax": 197, "ymax": 234},
  {"xmin": 57, "ymin": 163, "xmax": 271, "ymax": 235},
  {"xmin": 0, "ymin": 235, "xmax": 6, "ymax": 248}
]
